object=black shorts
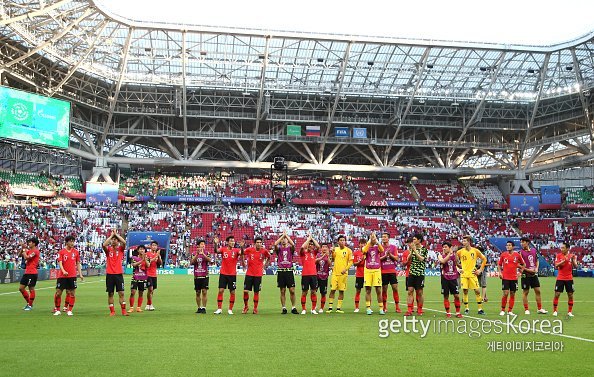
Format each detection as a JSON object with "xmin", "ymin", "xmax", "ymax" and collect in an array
[
  {"xmin": 106, "ymin": 274, "xmax": 125, "ymax": 293},
  {"xmin": 355, "ymin": 276, "xmax": 365, "ymax": 290},
  {"xmin": 555, "ymin": 280, "xmax": 574, "ymax": 293},
  {"xmin": 501, "ymin": 279, "xmax": 518, "ymax": 292},
  {"xmin": 218, "ymin": 274, "xmax": 237, "ymax": 290},
  {"xmin": 56, "ymin": 277, "xmax": 77, "ymax": 290},
  {"xmin": 194, "ymin": 277, "xmax": 209, "ymax": 291},
  {"xmin": 441, "ymin": 277, "xmax": 459, "ymax": 296},
  {"xmin": 381, "ymin": 273, "xmax": 398, "ymax": 286},
  {"xmin": 19, "ymin": 273, "xmax": 38, "ymax": 287},
  {"xmin": 244, "ymin": 276, "xmax": 262, "ymax": 292},
  {"xmin": 277, "ymin": 270, "xmax": 295, "ymax": 288},
  {"xmin": 301, "ymin": 275, "xmax": 318, "ymax": 291},
  {"xmin": 148, "ymin": 276, "xmax": 158, "ymax": 290},
  {"xmin": 407, "ymin": 275, "xmax": 424, "ymax": 290},
  {"xmin": 521, "ymin": 275, "xmax": 541, "ymax": 289},
  {"xmin": 317, "ymin": 278, "xmax": 328, "ymax": 295},
  {"xmin": 131, "ymin": 279, "xmax": 147, "ymax": 291}
]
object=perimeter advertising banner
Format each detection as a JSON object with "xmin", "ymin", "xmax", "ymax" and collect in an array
[
  {"xmin": 86, "ymin": 182, "xmax": 119, "ymax": 205},
  {"xmin": 126, "ymin": 231, "xmax": 171, "ymax": 265}
]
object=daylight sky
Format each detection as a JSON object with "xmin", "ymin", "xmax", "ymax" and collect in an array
[{"xmin": 95, "ymin": 0, "xmax": 594, "ymax": 46}]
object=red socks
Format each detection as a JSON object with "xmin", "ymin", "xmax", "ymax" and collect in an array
[
  {"xmin": 54, "ymin": 293, "xmax": 61, "ymax": 310},
  {"xmin": 301, "ymin": 294, "xmax": 307, "ymax": 310},
  {"xmin": 28, "ymin": 289, "xmax": 35, "ymax": 306},
  {"xmin": 537, "ymin": 302, "xmax": 542, "ymax": 310},
  {"xmin": 243, "ymin": 292, "xmax": 249, "ymax": 307},
  {"xmin": 382, "ymin": 289, "xmax": 388, "ymax": 311},
  {"xmin": 568, "ymin": 300, "xmax": 573, "ymax": 313},
  {"xmin": 454, "ymin": 298, "xmax": 461, "ymax": 312},
  {"xmin": 501, "ymin": 296, "xmax": 508, "ymax": 310},
  {"xmin": 20, "ymin": 289, "xmax": 30, "ymax": 304},
  {"xmin": 311, "ymin": 293, "xmax": 317, "ymax": 310},
  {"xmin": 444, "ymin": 299, "xmax": 450, "ymax": 312},
  {"xmin": 321, "ymin": 296, "xmax": 326, "ymax": 309},
  {"xmin": 138, "ymin": 296, "xmax": 144, "ymax": 308},
  {"xmin": 109, "ymin": 304, "xmax": 115, "ymax": 314},
  {"xmin": 147, "ymin": 297, "xmax": 152, "ymax": 306},
  {"xmin": 253, "ymin": 293, "xmax": 259, "ymax": 310},
  {"xmin": 509, "ymin": 296, "xmax": 515, "ymax": 311},
  {"xmin": 354, "ymin": 292, "xmax": 360, "ymax": 309},
  {"xmin": 553, "ymin": 297, "xmax": 559, "ymax": 312},
  {"xmin": 68, "ymin": 296, "xmax": 75, "ymax": 311},
  {"xmin": 229, "ymin": 293, "xmax": 235, "ymax": 310},
  {"xmin": 217, "ymin": 293, "xmax": 223, "ymax": 309}
]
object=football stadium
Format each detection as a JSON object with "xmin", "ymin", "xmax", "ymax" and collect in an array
[{"xmin": 1, "ymin": 0, "xmax": 594, "ymax": 376}]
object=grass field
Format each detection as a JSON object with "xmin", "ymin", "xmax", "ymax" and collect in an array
[{"xmin": 1, "ymin": 275, "xmax": 593, "ymax": 377}]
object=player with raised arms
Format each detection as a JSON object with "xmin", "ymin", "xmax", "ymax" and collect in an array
[
  {"xmin": 315, "ymin": 242, "xmax": 331, "ymax": 313},
  {"xmin": 145, "ymin": 240, "xmax": 162, "ymax": 311},
  {"xmin": 299, "ymin": 234, "xmax": 320, "ymax": 315},
  {"xmin": 102, "ymin": 229, "xmax": 128, "ymax": 316},
  {"xmin": 362, "ymin": 232, "xmax": 384, "ymax": 315},
  {"xmin": 274, "ymin": 231, "xmax": 298, "ymax": 314}
]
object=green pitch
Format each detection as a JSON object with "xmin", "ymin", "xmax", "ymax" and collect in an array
[{"xmin": 1, "ymin": 276, "xmax": 593, "ymax": 376}]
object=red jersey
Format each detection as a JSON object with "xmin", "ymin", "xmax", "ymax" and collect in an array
[
  {"xmin": 555, "ymin": 253, "xmax": 574, "ymax": 281},
  {"xmin": 401, "ymin": 250, "xmax": 411, "ymax": 277},
  {"xmin": 244, "ymin": 247, "xmax": 270, "ymax": 277},
  {"xmin": 219, "ymin": 246, "xmax": 241, "ymax": 276},
  {"xmin": 24, "ymin": 248, "xmax": 40, "ymax": 274},
  {"xmin": 105, "ymin": 245, "xmax": 125, "ymax": 274},
  {"xmin": 146, "ymin": 251, "xmax": 159, "ymax": 277},
  {"xmin": 58, "ymin": 248, "xmax": 80, "ymax": 278},
  {"xmin": 353, "ymin": 250, "xmax": 365, "ymax": 277},
  {"xmin": 300, "ymin": 248, "xmax": 318, "ymax": 276},
  {"xmin": 498, "ymin": 251, "xmax": 524, "ymax": 280}
]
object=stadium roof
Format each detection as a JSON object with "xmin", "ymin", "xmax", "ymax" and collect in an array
[{"xmin": 0, "ymin": 0, "xmax": 593, "ymax": 176}]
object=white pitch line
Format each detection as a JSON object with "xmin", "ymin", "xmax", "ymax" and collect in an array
[
  {"xmin": 422, "ymin": 307, "xmax": 594, "ymax": 344},
  {"xmin": 0, "ymin": 279, "xmax": 103, "ymax": 296}
]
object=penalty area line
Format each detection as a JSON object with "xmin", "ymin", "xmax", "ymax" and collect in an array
[{"xmin": 422, "ymin": 307, "xmax": 594, "ymax": 344}]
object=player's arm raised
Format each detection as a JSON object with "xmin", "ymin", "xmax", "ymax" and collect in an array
[
  {"xmin": 113, "ymin": 230, "xmax": 126, "ymax": 245},
  {"xmin": 102, "ymin": 232, "xmax": 113, "ymax": 252}
]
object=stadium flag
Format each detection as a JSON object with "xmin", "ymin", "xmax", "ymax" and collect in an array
[
  {"xmin": 335, "ymin": 127, "xmax": 349, "ymax": 137},
  {"xmin": 353, "ymin": 128, "xmax": 367, "ymax": 138},
  {"xmin": 306, "ymin": 125, "xmax": 321, "ymax": 137},
  {"xmin": 287, "ymin": 124, "xmax": 301, "ymax": 136}
]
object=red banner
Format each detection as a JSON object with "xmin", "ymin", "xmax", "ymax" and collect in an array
[
  {"xmin": 567, "ymin": 203, "xmax": 594, "ymax": 209},
  {"xmin": 292, "ymin": 199, "xmax": 354, "ymax": 206}
]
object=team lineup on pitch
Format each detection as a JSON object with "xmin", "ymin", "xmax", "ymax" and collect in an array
[{"xmin": 17, "ymin": 229, "xmax": 579, "ymax": 320}]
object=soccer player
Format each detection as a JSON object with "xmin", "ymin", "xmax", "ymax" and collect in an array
[
  {"xmin": 128, "ymin": 245, "xmax": 149, "ymax": 313},
  {"xmin": 145, "ymin": 240, "xmax": 162, "ymax": 311},
  {"xmin": 362, "ymin": 232, "xmax": 384, "ymax": 315},
  {"xmin": 242, "ymin": 237, "xmax": 270, "ymax": 314},
  {"xmin": 476, "ymin": 245, "xmax": 489, "ymax": 303},
  {"xmin": 18, "ymin": 237, "xmax": 40, "ymax": 311},
  {"xmin": 380, "ymin": 232, "xmax": 400, "ymax": 313},
  {"xmin": 53, "ymin": 236, "xmax": 83, "ymax": 316},
  {"xmin": 299, "ymin": 234, "xmax": 319, "ymax": 315},
  {"xmin": 400, "ymin": 237, "xmax": 415, "ymax": 311},
  {"xmin": 520, "ymin": 237, "xmax": 547, "ymax": 314},
  {"xmin": 438, "ymin": 242, "xmax": 462, "ymax": 318},
  {"xmin": 405, "ymin": 233, "xmax": 428, "ymax": 316},
  {"xmin": 316, "ymin": 242, "xmax": 331, "ymax": 313},
  {"xmin": 457, "ymin": 235, "xmax": 487, "ymax": 315},
  {"xmin": 498, "ymin": 241, "xmax": 525, "ymax": 316},
  {"xmin": 191, "ymin": 239, "xmax": 212, "ymax": 314},
  {"xmin": 102, "ymin": 229, "xmax": 128, "ymax": 316},
  {"xmin": 352, "ymin": 238, "xmax": 366, "ymax": 312},
  {"xmin": 327, "ymin": 235, "xmax": 353, "ymax": 313},
  {"xmin": 553, "ymin": 241, "xmax": 578, "ymax": 317},
  {"xmin": 274, "ymin": 231, "xmax": 298, "ymax": 314},
  {"xmin": 214, "ymin": 236, "xmax": 243, "ymax": 315}
]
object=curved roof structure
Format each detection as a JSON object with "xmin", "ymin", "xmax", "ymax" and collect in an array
[{"xmin": 0, "ymin": 0, "xmax": 593, "ymax": 175}]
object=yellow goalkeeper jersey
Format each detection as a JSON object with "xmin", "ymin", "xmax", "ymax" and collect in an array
[
  {"xmin": 332, "ymin": 246, "xmax": 353, "ymax": 274},
  {"xmin": 457, "ymin": 247, "xmax": 486, "ymax": 278}
]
